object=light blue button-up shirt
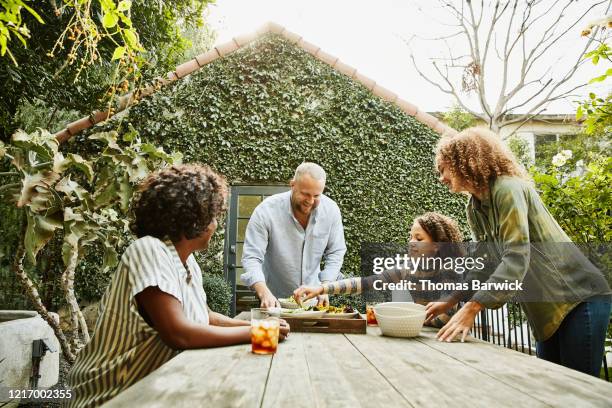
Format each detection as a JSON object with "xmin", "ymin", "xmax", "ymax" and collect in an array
[{"xmin": 241, "ymin": 191, "xmax": 346, "ymax": 298}]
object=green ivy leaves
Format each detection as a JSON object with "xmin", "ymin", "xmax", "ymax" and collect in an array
[{"xmin": 95, "ymin": 34, "xmax": 469, "ymax": 281}]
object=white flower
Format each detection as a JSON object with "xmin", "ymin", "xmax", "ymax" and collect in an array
[
  {"xmin": 552, "ymin": 153, "xmax": 567, "ymax": 167},
  {"xmin": 561, "ymin": 150, "xmax": 573, "ymax": 159},
  {"xmin": 575, "ymin": 159, "xmax": 584, "ymax": 168}
]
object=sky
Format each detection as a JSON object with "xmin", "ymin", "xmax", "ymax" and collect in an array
[{"xmin": 205, "ymin": 0, "xmax": 610, "ymax": 115}]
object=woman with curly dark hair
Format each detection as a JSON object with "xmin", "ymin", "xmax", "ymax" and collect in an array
[
  {"xmin": 68, "ymin": 164, "xmax": 289, "ymax": 408},
  {"xmin": 429, "ymin": 127, "xmax": 611, "ymax": 377},
  {"xmin": 292, "ymin": 211, "xmax": 464, "ymax": 328}
]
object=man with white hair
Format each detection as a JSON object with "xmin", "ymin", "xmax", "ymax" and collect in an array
[{"xmin": 241, "ymin": 162, "xmax": 347, "ymax": 308}]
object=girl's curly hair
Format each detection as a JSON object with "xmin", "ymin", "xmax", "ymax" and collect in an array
[
  {"xmin": 415, "ymin": 212, "xmax": 463, "ymax": 243},
  {"xmin": 415, "ymin": 212, "xmax": 464, "ymax": 258},
  {"xmin": 130, "ymin": 164, "xmax": 228, "ymax": 242},
  {"xmin": 435, "ymin": 127, "xmax": 528, "ymax": 193}
]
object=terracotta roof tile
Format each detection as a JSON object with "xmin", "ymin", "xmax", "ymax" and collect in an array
[
  {"xmin": 267, "ymin": 22, "xmax": 285, "ymax": 34},
  {"xmin": 434, "ymin": 121, "xmax": 449, "ymax": 135},
  {"xmin": 315, "ymin": 50, "xmax": 338, "ymax": 66},
  {"xmin": 297, "ymin": 39, "xmax": 320, "ymax": 55},
  {"xmin": 255, "ymin": 23, "xmax": 271, "ymax": 36},
  {"xmin": 92, "ymin": 110, "xmax": 110, "ymax": 124},
  {"xmin": 56, "ymin": 129, "xmax": 71, "ymax": 144},
  {"xmin": 281, "ymin": 30, "xmax": 302, "ymax": 44},
  {"xmin": 118, "ymin": 93, "xmax": 136, "ymax": 110},
  {"xmin": 53, "ymin": 22, "xmax": 457, "ymax": 142},
  {"xmin": 215, "ymin": 39, "xmax": 240, "ymax": 57},
  {"xmin": 334, "ymin": 61, "xmax": 357, "ymax": 78},
  {"xmin": 67, "ymin": 116, "xmax": 93, "ymax": 136},
  {"xmin": 354, "ymin": 72, "xmax": 376, "ymax": 91},
  {"xmin": 234, "ymin": 32, "xmax": 258, "ymax": 47},
  {"xmin": 396, "ymin": 98, "xmax": 418, "ymax": 116},
  {"xmin": 415, "ymin": 110, "xmax": 439, "ymax": 129},
  {"xmin": 175, "ymin": 58, "xmax": 200, "ymax": 79},
  {"xmin": 195, "ymin": 49, "xmax": 221, "ymax": 67},
  {"xmin": 372, "ymin": 84, "xmax": 398, "ymax": 104}
]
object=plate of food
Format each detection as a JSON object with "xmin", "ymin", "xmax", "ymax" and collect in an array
[
  {"xmin": 318, "ymin": 305, "xmax": 359, "ymax": 318},
  {"xmin": 278, "ymin": 296, "xmax": 317, "ymax": 309},
  {"xmin": 280, "ymin": 308, "xmax": 326, "ymax": 319}
]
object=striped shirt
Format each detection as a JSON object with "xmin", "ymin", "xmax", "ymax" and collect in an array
[{"xmin": 67, "ymin": 236, "xmax": 209, "ymax": 407}]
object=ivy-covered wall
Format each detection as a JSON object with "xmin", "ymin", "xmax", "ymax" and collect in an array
[{"xmin": 75, "ymin": 33, "xmax": 468, "ymax": 283}]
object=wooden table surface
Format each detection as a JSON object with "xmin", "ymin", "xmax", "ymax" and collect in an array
[{"xmin": 102, "ymin": 322, "xmax": 612, "ymax": 408}]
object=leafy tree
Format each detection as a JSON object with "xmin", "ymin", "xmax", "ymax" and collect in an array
[
  {"xmin": 0, "ymin": 0, "xmax": 214, "ymax": 141},
  {"xmin": 531, "ymin": 156, "xmax": 611, "ymax": 243},
  {"xmin": 411, "ymin": 1, "xmax": 611, "ymax": 133},
  {"xmin": 533, "ymin": 131, "xmax": 611, "ymax": 170},
  {"xmin": 441, "ymin": 104, "xmax": 477, "ymax": 131},
  {"xmin": 577, "ymin": 15, "xmax": 611, "ymax": 135},
  {"xmin": 506, "ymin": 135, "xmax": 533, "ymax": 169},
  {"xmin": 0, "ymin": 129, "xmax": 181, "ymax": 362}
]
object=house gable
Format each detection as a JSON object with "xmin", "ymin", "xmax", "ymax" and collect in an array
[{"xmin": 54, "ymin": 22, "xmax": 455, "ymax": 143}]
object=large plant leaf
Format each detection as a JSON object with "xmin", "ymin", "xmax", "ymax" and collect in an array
[
  {"xmin": 118, "ymin": 175, "xmax": 132, "ymax": 212},
  {"xmin": 53, "ymin": 153, "xmax": 94, "ymax": 182},
  {"xmin": 17, "ymin": 170, "xmax": 61, "ymax": 208},
  {"xmin": 61, "ymin": 208, "xmax": 98, "ymax": 267},
  {"xmin": 56, "ymin": 176, "xmax": 89, "ymax": 202},
  {"xmin": 12, "ymin": 129, "xmax": 59, "ymax": 162},
  {"xmin": 25, "ymin": 212, "xmax": 62, "ymax": 263},
  {"xmin": 89, "ymin": 132, "xmax": 123, "ymax": 153}
]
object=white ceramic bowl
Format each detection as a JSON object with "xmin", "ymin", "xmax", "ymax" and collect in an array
[
  {"xmin": 374, "ymin": 305, "xmax": 426, "ymax": 338},
  {"xmin": 375, "ymin": 302, "xmax": 426, "ymax": 313}
]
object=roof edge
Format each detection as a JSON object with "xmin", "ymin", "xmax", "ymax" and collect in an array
[{"xmin": 53, "ymin": 21, "xmax": 457, "ymax": 143}]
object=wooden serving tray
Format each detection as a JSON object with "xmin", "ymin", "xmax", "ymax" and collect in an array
[{"xmin": 283, "ymin": 314, "xmax": 366, "ymax": 334}]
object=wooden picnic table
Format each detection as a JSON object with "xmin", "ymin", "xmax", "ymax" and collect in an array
[{"xmin": 102, "ymin": 317, "xmax": 612, "ymax": 408}]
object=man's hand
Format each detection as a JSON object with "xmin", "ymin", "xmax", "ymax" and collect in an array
[
  {"xmin": 436, "ymin": 301, "xmax": 483, "ymax": 343},
  {"xmin": 316, "ymin": 293, "xmax": 329, "ymax": 307},
  {"xmin": 252, "ymin": 282, "xmax": 280, "ymax": 308},
  {"xmin": 293, "ymin": 285, "xmax": 324, "ymax": 303},
  {"xmin": 279, "ymin": 319, "xmax": 290, "ymax": 341}
]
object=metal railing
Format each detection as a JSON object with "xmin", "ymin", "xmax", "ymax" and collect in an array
[{"xmin": 469, "ymin": 302, "xmax": 610, "ymax": 381}]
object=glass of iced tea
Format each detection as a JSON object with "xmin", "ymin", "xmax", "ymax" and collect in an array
[
  {"xmin": 250, "ymin": 308, "xmax": 280, "ymax": 355},
  {"xmin": 366, "ymin": 302, "xmax": 378, "ymax": 326}
]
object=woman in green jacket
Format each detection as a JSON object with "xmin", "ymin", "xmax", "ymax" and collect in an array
[{"xmin": 429, "ymin": 127, "xmax": 611, "ymax": 377}]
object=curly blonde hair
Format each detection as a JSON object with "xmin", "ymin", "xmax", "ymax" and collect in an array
[{"xmin": 435, "ymin": 127, "xmax": 528, "ymax": 193}]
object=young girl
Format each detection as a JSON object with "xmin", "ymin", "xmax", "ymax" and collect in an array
[
  {"xmin": 430, "ymin": 127, "xmax": 611, "ymax": 377},
  {"xmin": 293, "ymin": 212, "xmax": 464, "ymax": 328}
]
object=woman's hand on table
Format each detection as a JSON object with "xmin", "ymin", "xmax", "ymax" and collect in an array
[
  {"xmin": 279, "ymin": 319, "xmax": 290, "ymax": 341},
  {"xmin": 424, "ymin": 301, "xmax": 454, "ymax": 324},
  {"xmin": 292, "ymin": 285, "xmax": 324, "ymax": 303},
  {"xmin": 436, "ymin": 301, "xmax": 483, "ymax": 343}
]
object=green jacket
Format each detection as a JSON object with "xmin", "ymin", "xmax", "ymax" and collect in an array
[{"xmin": 466, "ymin": 176, "xmax": 611, "ymax": 341}]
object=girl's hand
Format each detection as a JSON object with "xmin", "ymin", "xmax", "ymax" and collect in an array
[{"xmin": 293, "ymin": 285, "xmax": 324, "ymax": 303}]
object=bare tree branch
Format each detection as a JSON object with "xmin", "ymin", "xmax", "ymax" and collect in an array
[
  {"xmin": 410, "ymin": 54, "xmax": 487, "ymax": 122},
  {"xmin": 410, "ymin": 0, "xmax": 610, "ymax": 132}
]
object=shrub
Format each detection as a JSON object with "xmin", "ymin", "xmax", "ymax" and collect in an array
[{"xmin": 202, "ymin": 273, "xmax": 233, "ymax": 315}]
